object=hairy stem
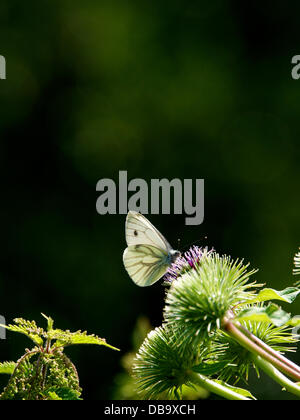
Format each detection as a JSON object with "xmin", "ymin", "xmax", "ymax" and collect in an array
[
  {"xmin": 189, "ymin": 371, "xmax": 251, "ymax": 400},
  {"xmin": 237, "ymin": 323, "xmax": 300, "ymax": 375},
  {"xmin": 254, "ymin": 355, "xmax": 300, "ymax": 398},
  {"xmin": 223, "ymin": 319, "xmax": 300, "ymax": 382}
]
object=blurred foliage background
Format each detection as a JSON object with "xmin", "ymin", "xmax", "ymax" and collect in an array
[{"xmin": 0, "ymin": 0, "xmax": 300, "ymax": 400}]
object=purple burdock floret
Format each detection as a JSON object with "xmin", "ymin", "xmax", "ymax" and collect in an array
[{"xmin": 163, "ymin": 246, "xmax": 214, "ymax": 285}]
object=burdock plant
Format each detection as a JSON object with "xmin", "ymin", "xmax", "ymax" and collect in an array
[{"xmin": 133, "ymin": 246, "xmax": 300, "ymax": 400}]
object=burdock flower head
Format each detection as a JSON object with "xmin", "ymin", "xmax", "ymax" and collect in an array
[
  {"xmin": 163, "ymin": 246, "xmax": 214, "ymax": 285},
  {"xmin": 132, "ymin": 324, "xmax": 256, "ymax": 401},
  {"xmin": 163, "ymin": 249, "xmax": 259, "ymax": 346},
  {"xmin": 133, "ymin": 325, "xmax": 228, "ymax": 400},
  {"xmin": 133, "ymin": 326, "xmax": 199, "ymax": 399}
]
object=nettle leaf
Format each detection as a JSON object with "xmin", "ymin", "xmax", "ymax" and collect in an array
[
  {"xmin": 0, "ymin": 319, "xmax": 44, "ymax": 346},
  {"xmin": 236, "ymin": 304, "xmax": 291, "ymax": 327},
  {"xmin": 0, "ymin": 362, "xmax": 16, "ymax": 375},
  {"xmin": 246, "ymin": 287, "xmax": 300, "ymax": 305},
  {"xmin": 192, "ymin": 361, "xmax": 230, "ymax": 376},
  {"xmin": 212, "ymin": 380, "xmax": 256, "ymax": 400},
  {"xmin": 41, "ymin": 313, "xmax": 54, "ymax": 331},
  {"xmin": 50, "ymin": 329, "xmax": 119, "ymax": 351}
]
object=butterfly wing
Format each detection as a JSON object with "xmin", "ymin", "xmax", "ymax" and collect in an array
[
  {"xmin": 125, "ymin": 211, "xmax": 172, "ymax": 252},
  {"xmin": 123, "ymin": 244, "xmax": 170, "ymax": 287}
]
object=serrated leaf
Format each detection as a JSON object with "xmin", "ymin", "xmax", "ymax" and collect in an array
[
  {"xmin": 50, "ymin": 329, "xmax": 119, "ymax": 351},
  {"xmin": 236, "ymin": 304, "xmax": 291, "ymax": 327},
  {"xmin": 192, "ymin": 361, "xmax": 230, "ymax": 376},
  {"xmin": 246, "ymin": 287, "xmax": 300, "ymax": 305},
  {"xmin": 0, "ymin": 321, "xmax": 44, "ymax": 346},
  {"xmin": 0, "ymin": 361, "xmax": 16, "ymax": 375},
  {"xmin": 212, "ymin": 380, "xmax": 256, "ymax": 400}
]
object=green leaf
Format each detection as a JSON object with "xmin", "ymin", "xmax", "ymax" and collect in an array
[
  {"xmin": 212, "ymin": 380, "xmax": 256, "ymax": 400},
  {"xmin": 46, "ymin": 392, "xmax": 62, "ymax": 400},
  {"xmin": 236, "ymin": 304, "xmax": 291, "ymax": 327},
  {"xmin": 246, "ymin": 287, "xmax": 300, "ymax": 305},
  {"xmin": 41, "ymin": 313, "xmax": 54, "ymax": 332},
  {"xmin": 50, "ymin": 329, "xmax": 120, "ymax": 351},
  {"xmin": 0, "ymin": 319, "xmax": 44, "ymax": 346},
  {"xmin": 45, "ymin": 387, "xmax": 82, "ymax": 400},
  {"xmin": 192, "ymin": 361, "xmax": 230, "ymax": 376},
  {"xmin": 0, "ymin": 361, "xmax": 16, "ymax": 375}
]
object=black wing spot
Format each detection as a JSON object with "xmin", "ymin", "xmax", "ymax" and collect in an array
[{"xmin": 134, "ymin": 230, "xmax": 138, "ymax": 236}]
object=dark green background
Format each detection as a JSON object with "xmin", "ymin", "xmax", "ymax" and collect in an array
[{"xmin": 1, "ymin": 0, "xmax": 299, "ymax": 400}]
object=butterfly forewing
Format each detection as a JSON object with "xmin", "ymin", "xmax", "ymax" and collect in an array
[{"xmin": 125, "ymin": 211, "xmax": 171, "ymax": 252}]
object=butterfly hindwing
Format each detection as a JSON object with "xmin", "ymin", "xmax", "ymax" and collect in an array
[{"xmin": 123, "ymin": 244, "xmax": 169, "ymax": 287}]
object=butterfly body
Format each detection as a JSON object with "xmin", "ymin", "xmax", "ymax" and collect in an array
[
  {"xmin": 123, "ymin": 211, "xmax": 181, "ymax": 287},
  {"xmin": 167, "ymin": 249, "xmax": 181, "ymax": 264}
]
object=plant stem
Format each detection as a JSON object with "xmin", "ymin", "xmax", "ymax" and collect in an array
[
  {"xmin": 189, "ymin": 371, "xmax": 251, "ymax": 400},
  {"xmin": 223, "ymin": 320, "xmax": 300, "ymax": 382},
  {"xmin": 254, "ymin": 356, "xmax": 300, "ymax": 398},
  {"xmin": 237, "ymin": 323, "xmax": 300, "ymax": 375}
]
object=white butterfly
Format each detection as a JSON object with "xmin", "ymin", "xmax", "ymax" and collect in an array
[{"xmin": 123, "ymin": 211, "xmax": 181, "ymax": 287}]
